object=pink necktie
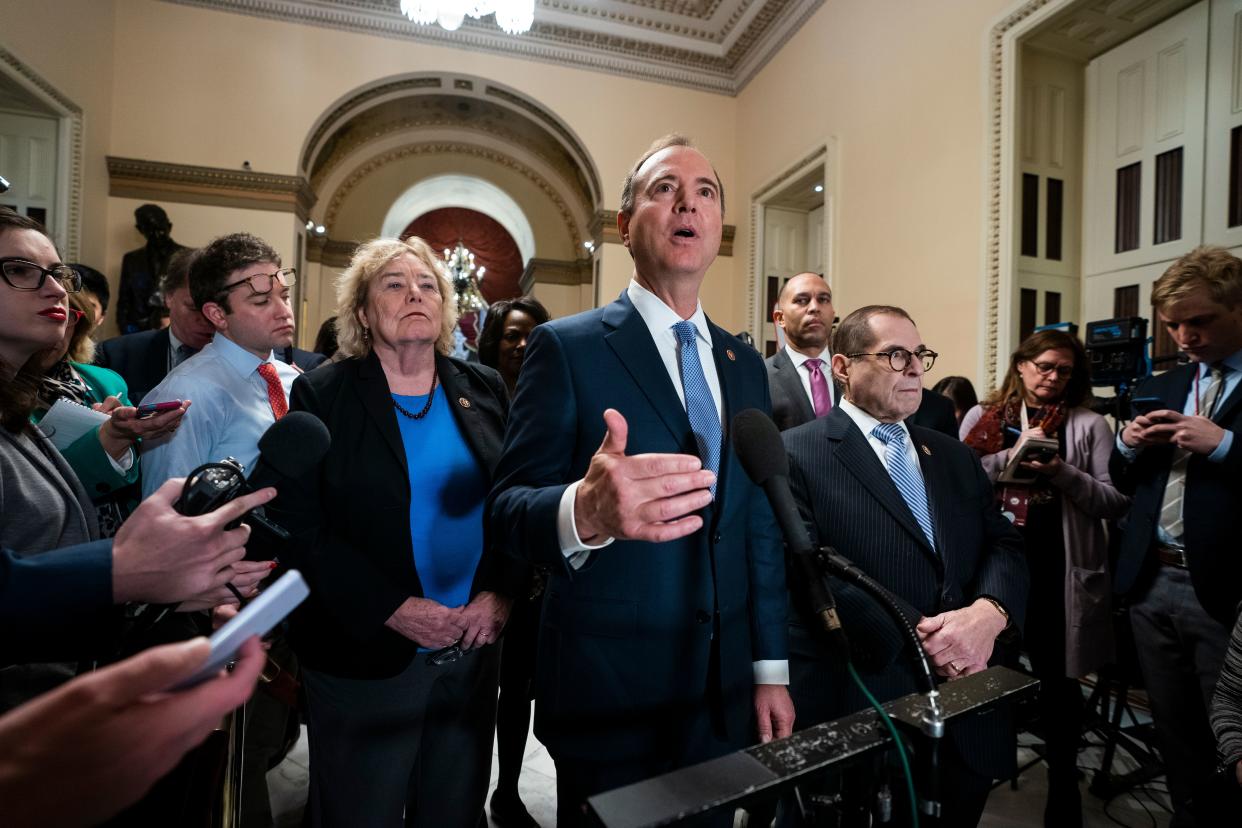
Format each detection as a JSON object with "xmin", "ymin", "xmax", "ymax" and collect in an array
[{"xmin": 806, "ymin": 358, "xmax": 832, "ymax": 418}]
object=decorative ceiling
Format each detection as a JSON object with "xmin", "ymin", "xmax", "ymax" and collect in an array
[
  {"xmin": 165, "ymin": 0, "xmax": 825, "ymax": 95},
  {"xmin": 1024, "ymin": 0, "xmax": 1198, "ymax": 61}
]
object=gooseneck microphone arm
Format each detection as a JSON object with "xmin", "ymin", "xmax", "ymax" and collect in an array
[{"xmin": 819, "ymin": 552, "xmax": 943, "ymax": 818}]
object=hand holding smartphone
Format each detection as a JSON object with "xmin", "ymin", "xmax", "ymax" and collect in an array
[
  {"xmin": 173, "ymin": 569, "xmax": 309, "ymax": 690},
  {"xmin": 137, "ymin": 400, "xmax": 184, "ymax": 419}
]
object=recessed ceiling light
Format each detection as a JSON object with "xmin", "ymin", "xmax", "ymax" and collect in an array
[{"xmin": 814, "ymin": 184, "xmax": 824, "ymax": 193}]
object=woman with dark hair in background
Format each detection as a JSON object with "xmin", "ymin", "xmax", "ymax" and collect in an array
[
  {"xmin": 477, "ymin": 294, "xmax": 551, "ymax": 828},
  {"xmin": 932, "ymin": 374, "xmax": 979, "ymax": 429},
  {"xmin": 31, "ymin": 290, "xmax": 185, "ymax": 535},
  {"xmin": 960, "ymin": 329, "xmax": 1129, "ymax": 827}
]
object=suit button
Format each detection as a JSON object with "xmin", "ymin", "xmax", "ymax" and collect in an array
[
  {"xmin": 695, "ymin": 610, "xmax": 711, "ymax": 624},
  {"xmin": 713, "ymin": 532, "xmax": 722, "ymax": 544}
]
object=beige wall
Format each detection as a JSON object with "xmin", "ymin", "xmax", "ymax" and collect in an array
[{"xmin": 735, "ymin": 0, "xmax": 1015, "ymax": 390}]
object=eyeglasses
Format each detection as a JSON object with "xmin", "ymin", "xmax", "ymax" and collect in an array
[
  {"xmin": 426, "ymin": 643, "xmax": 466, "ymax": 666},
  {"xmin": 0, "ymin": 258, "xmax": 82, "ymax": 293},
  {"xmin": 846, "ymin": 348, "xmax": 938, "ymax": 372},
  {"xmin": 221, "ymin": 267, "xmax": 296, "ymax": 296},
  {"xmin": 1030, "ymin": 361, "xmax": 1073, "ymax": 379}
]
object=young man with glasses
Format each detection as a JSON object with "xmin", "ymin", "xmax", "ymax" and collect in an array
[
  {"xmin": 781, "ymin": 304, "xmax": 1027, "ymax": 827},
  {"xmin": 139, "ymin": 233, "xmax": 300, "ymax": 498}
]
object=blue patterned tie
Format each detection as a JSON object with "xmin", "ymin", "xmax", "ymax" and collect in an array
[
  {"xmin": 673, "ymin": 320, "xmax": 721, "ymax": 496},
  {"xmin": 872, "ymin": 422, "xmax": 936, "ymax": 551}
]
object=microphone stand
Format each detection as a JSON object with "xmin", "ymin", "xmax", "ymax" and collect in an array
[{"xmin": 816, "ymin": 547, "xmax": 944, "ymax": 820}]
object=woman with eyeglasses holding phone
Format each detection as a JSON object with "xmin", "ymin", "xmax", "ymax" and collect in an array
[
  {"xmin": 960, "ymin": 329, "xmax": 1129, "ymax": 827},
  {"xmin": 269, "ymin": 236, "xmax": 520, "ymax": 827},
  {"xmin": 29, "ymin": 288, "xmax": 185, "ymax": 536}
]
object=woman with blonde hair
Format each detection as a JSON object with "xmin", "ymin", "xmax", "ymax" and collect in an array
[
  {"xmin": 273, "ymin": 236, "xmax": 521, "ymax": 826},
  {"xmin": 960, "ymin": 329, "xmax": 1129, "ymax": 827}
]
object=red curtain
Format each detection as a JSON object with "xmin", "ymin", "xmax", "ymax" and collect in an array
[{"xmin": 402, "ymin": 207, "xmax": 523, "ymax": 303}]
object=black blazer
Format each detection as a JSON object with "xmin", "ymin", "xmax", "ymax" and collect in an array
[
  {"xmin": 1111, "ymin": 364, "xmax": 1242, "ymax": 623},
  {"xmin": 274, "ymin": 351, "xmax": 521, "ymax": 678},
  {"xmin": 783, "ymin": 407, "xmax": 1028, "ymax": 777},
  {"xmin": 96, "ymin": 329, "xmax": 326, "ymax": 404},
  {"xmin": 765, "ymin": 348, "xmax": 958, "ymax": 437}
]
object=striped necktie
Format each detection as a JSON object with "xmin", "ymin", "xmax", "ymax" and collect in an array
[
  {"xmin": 872, "ymin": 422, "xmax": 936, "ymax": 551},
  {"xmin": 672, "ymin": 320, "xmax": 721, "ymax": 496},
  {"xmin": 1158, "ymin": 363, "xmax": 1228, "ymax": 542}
]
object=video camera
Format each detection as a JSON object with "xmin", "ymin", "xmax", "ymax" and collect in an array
[{"xmin": 1082, "ymin": 316, "xmax": 1152, "ymax": 421}]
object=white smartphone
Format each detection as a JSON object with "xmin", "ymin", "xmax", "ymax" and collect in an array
[{"xmin": 174, "ymin": 569, "xmax": 309, "ymax": 690}]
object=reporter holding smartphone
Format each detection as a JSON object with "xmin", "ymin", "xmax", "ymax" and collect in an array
[{"xmin": 960, "ymin": 329, "xmax": 1129, "ymax": 827}]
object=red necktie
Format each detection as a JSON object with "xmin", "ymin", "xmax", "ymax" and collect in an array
[{"xmin": 257, "ymin": 362, "xmax": 288, "ymax": 420}]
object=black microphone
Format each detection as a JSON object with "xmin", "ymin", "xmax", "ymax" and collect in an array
[
  {"xmin": 732, "ymin": 408, "xmax": 849, "ymax": 659},
  {"xmin": 175, "ymin": 411, "xmax": 331, "ymax": 538}
]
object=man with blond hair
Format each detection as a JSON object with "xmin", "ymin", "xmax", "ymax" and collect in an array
[
  {"xmin": 1112, "ymin": 245, "xmax": 1242, "ymax": 825},
  {"xmin": 489, "ymin": 135, "xmax": 792, "ymax": 826}
]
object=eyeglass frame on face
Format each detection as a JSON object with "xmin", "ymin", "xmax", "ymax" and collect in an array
[
  {"xmin": 1026, "ymin": 360, "xmax": 1074, "ymax": 380},
  {"xmin": 220, "ymin": 267, "xmax": 297, "ymax": 297},
  {"xmin": 845, "ymin": 348, "xmax": 938, "ymax": 372},
  {"xmin": 0, "ymin": 257, "xmax": 82, "ymax": 294}
]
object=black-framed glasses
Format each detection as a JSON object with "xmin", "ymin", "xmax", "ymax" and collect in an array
[
  {"xmin": 0, "ymin": 258, "xmax": 82, "ymax": 293},
  {"xmin": 846, "ymin": 348, "xmax": 938, "ymax": 372},
  {"xmin": 221, "ymin": 267, "xmax": 296, "ymax": 296},
  {"xmin": 1030, "ymin": 361, "xmax": 1073, "ymax": 379}
]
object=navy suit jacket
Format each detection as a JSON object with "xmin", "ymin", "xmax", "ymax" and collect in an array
[
  {"xmin": 0, "ymin": 541, "xmax": 113, "ymax": 663},
  {"xmin": 783, "ymin": 407, "xmax": 1028, "ymax": 777},
  {"xmin": 488, "ymin": 292, "xmax": 788, "ymax": 762},
  {"xmin": 97, "ymin": 329, "xmax": 327, "ymax": 405},
  {"xmin": 1111, "ymin": 364, "xmax": 1242, "ymax": 623}
]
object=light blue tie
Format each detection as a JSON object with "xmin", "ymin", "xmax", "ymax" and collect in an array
[
  {"xmin": 673, "ymin": 320, "xmax": 721, "ymax": 496},
  {"xmin": 872, "ymin": 422, "xmax": 936, "ymax": 551}
]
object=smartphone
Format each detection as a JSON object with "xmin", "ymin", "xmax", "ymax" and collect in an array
[
  {"xmin": 137, "ymin": 400, "xmax": 183, "ymax": 419},
  {"xmin": 173, "ymin": 569, "xmax": 309, "ymax": 690},
  {"xmin": 1131, "ymin": 396, "xmax": 1168, "ymax": 419}
]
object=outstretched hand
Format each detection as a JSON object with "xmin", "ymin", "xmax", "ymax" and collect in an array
[{"xmin": 573, "ymin": 409, "xmax": 715, "ymax": 544}]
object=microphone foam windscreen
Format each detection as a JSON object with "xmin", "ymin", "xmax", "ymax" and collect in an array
[
  {"xmin": 731, "ymin": 408, "xmax": 789, "ymax": 485},
  {"xmin": 256, "ymin": 411, "xmax": 331, "ymax": 480}
]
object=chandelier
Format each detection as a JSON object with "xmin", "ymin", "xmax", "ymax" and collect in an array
[
  {"xmin": 399, "ymin": 0, "xmax": 534, "ymax": 34},
  {"xmin": 444, "ymin": 241, "xmax": 489, "ymax": 318}
]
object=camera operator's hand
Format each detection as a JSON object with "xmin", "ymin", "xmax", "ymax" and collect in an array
[
  {"xmin": 0, "ymin": 636, "xmax": 263, "ymax": 828},
  {"xmin": 111, "ymin": 477, "xmax": 276, "ymax": 605}
]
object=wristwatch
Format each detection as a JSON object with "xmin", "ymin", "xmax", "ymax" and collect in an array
[{"xmin": 980, "ymin": 596, "xmax": 1010, "ymax": 629}]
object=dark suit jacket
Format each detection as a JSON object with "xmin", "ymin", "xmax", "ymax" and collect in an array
[
  {"xmin": 1111, "ymin": 364, "xmax": 1242, "ymax": 623},
  {"xmin": 96, "ymin": 329, "xmax": 326, "ymax": 405},
  {"xmin": 488, "ymin": 292, "xmax": 788, "ymax": 762},
  {"xmin": 0, "ymin": 541, "xmax": 113, "ymax": 663},
  {"xmin": 783, "ymin": 407, "xmax": 1028, "ymax": 777},
  {"xmin": 272, "ymin": 351, "xmax": 520, "ymax": 679},
  {"xmin": 766, "ymin": 348, "xmax": 959, "ymax": 437}
]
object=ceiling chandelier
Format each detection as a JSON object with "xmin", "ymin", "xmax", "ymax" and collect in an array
[
  {"xmin": 444, "ymin": 241, "xmax": 489, "ymax": 318},
  {"xmin": 399, "ymin": 0, "xmax": 534, "ymax": 34}
]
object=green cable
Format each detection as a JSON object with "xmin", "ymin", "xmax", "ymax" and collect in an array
[{"xmin": 847, "ymin": 661, "xmax": 920, "ymax": 828}]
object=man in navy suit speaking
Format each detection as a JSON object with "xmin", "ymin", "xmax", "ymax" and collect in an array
[{"xmin": 489, "ymin": 135, "xmax": 794, "ymax": 826}]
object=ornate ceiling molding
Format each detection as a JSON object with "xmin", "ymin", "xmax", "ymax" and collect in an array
[
  {"xmin": 163, "ymin": 0, "xmax": 824, "ymax": 95},
  {"xmin": 322, "ymin": 141, "xmax": 585, "ymax": 250},
  {"xmin": 520, "ymin": 257, "xmax": 593, "ymax": 293},
  {"xmin": 107, "ymin": 157, "xmax": 316, "ymax": 219}
]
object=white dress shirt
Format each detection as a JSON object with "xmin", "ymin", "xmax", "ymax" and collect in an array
[{"xmin": 784, "ymin": 344, "xmax": 836, "ymax": 408}]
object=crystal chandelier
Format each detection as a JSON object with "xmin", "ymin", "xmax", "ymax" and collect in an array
[
  {"xmin": 444, "ymin": 241, "xmax": 489, "ymax": 318},
  {"xmin": 400, "ymin": 0, "xmax": 534, "ymax": 34}
]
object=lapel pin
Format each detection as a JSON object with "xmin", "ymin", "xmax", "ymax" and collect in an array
[
  {"xmin": 726, "ymin": 349, "xmax": 736, "ymax": 361},
  {"xmin": 921, "ymin": 444, "xmax": 931, "ymax": 456},
  {"xmin": 458, "ymin": 397, "xmax": 471, "ymax": 409}
]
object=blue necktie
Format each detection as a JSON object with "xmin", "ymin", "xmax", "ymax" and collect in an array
[
  {"xmin": 672, "ymin": 320, "xmax": 721, "ymax": 496},
  {"xmin": 872, "ymin": 422, "xmax": 936, "ymax": 551}
]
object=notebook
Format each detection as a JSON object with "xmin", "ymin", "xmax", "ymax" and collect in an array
[{"xmin": 39, "ymin": 397, "xmax": 109, "ymax": 451}]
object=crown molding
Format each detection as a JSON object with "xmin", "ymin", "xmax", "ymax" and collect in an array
[
  {"xmin": 163, "ymin": 0, "xmax": 823, "ymax": 95},
  {"xmin": 106, "ymin": 156, "xmax": 317, "ymax": 219},
  {"xmin": 520, "ymin": 256, "xmax": 593, "ymax": 292}
]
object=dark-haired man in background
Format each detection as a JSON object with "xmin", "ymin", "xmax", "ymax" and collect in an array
[{"xmin": 765, "ymin": 273, "xmax": 957, "ymax": 436}]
